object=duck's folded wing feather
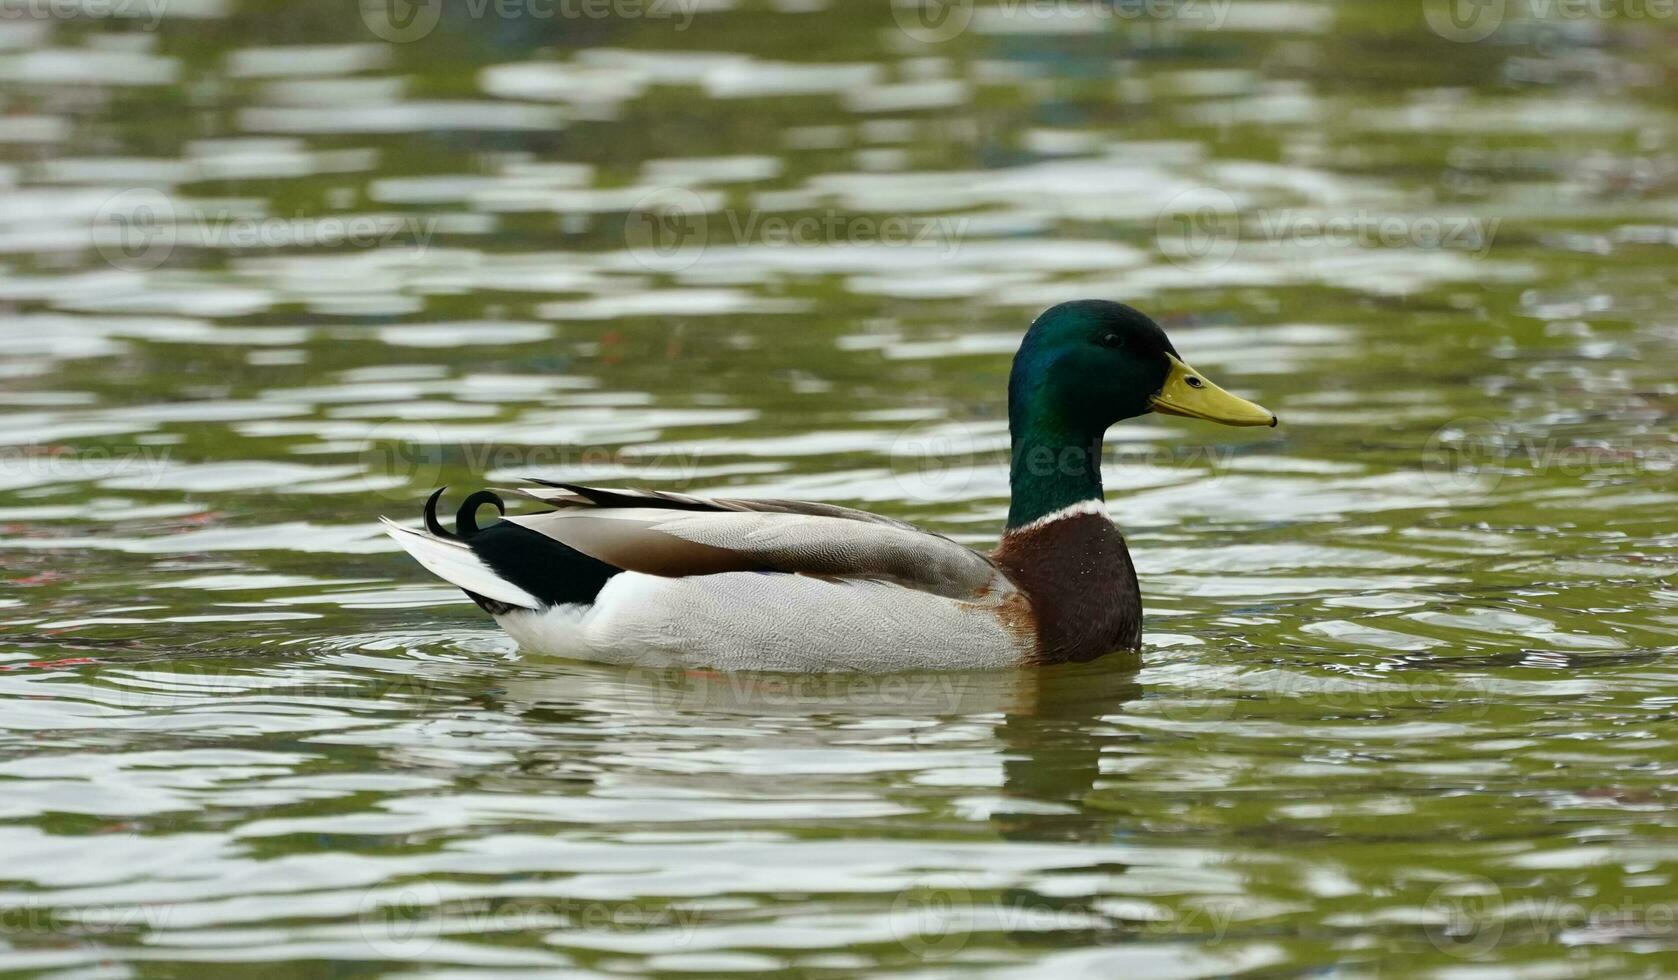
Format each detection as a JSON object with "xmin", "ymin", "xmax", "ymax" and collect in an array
[
  {"xmin": 503, "ymin": 481, "xmax": 923, "ymax": 530},
  {"xmin": 504, "ymin": 507, "xmax": 1004, "ymax": 601}
]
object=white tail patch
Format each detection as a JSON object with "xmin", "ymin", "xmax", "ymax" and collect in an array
[{"xmin": 380, "ymin": 518, "xmax": 541, "ymax": 609}]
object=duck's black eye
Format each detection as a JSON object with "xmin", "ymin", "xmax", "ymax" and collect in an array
[
  {"xmin": 1186, "ymin": 376, "xmax": 1204, "ymax": 389},
  {"xmin": 1098, "ymin": 333, "xmax": 1124, "ymax": 349}
]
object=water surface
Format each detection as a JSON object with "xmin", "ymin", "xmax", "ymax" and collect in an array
[{"xmin": 1, "ymin": 0, "xmax": 1676, "ymax": 975}]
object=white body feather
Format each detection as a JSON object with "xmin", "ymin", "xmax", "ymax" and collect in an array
[{"xmin": 493, "ymin": 571, "xmax": 1025, "ymax": 672}]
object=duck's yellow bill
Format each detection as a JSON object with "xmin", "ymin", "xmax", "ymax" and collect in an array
[{"xmin": 1150, "ymin": 355, "xmax": 1277, "ymax": 427}]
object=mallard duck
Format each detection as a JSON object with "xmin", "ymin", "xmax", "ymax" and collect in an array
[{"xmin": 384, "ymin": 300, "xmax": 1276, "ymax": 671}]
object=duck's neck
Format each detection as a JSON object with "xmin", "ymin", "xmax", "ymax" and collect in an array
[{"xmin": 1005, "ymin": 414, "xmax": 1106, "ymax": 531}]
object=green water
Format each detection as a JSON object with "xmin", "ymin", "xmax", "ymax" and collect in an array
[{"xmin": 1, "ymin": 0, "xmax": 1676, "ymax": 975}]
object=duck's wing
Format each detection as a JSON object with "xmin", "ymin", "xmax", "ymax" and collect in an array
[
  {"xmin": 385, "ymin": 483, "xmax": 1009, "ymax": 611},
  {"xmin": 503, "ymin": 502, "xmax": 1004, "ymax": 601},
  {"xmin": 505, "ymin": 480, "xmax": 924, "ymax": 531}
]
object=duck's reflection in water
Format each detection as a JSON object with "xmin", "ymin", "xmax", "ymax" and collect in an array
[
  {"xmin": 491, "ymin": 651, "xmax": 1141, "ymax": 842},
  {"xmin": 988, "ymin": 656, "xmax": 1141, "ymax": 842},
  {"xmin": 488, "ymin": 653, "xmax": 1156, "ymax": 960}
]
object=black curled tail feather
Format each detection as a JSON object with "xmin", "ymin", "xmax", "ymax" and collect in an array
[
  {"xmin": 423, "ymin": 486, "xmax": 455, "ymax": 539},
  {"xmin": 419, "ymin": 486, "xmax": 623, "ymax": 610},
  {"xmin": 456, "ymin": 491, "xmax": 505, "ymax": 536},
  {"xmin": 422, "ymin": 487, "xmax": 507, "ymax": 540}
]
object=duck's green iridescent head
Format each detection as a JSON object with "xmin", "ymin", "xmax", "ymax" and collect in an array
[
  {"xmin": 1009, "ymin": 299, "xmax": 1276, "ymax": 438},
  {"xmin": 1004, "ymin": 300, "xmax": 1276, "ymax": 528}
]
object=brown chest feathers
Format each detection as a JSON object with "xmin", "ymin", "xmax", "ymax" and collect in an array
[{"xmin": 992, "ymin": 512, "xmax": 1142, "ymax": 665}]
